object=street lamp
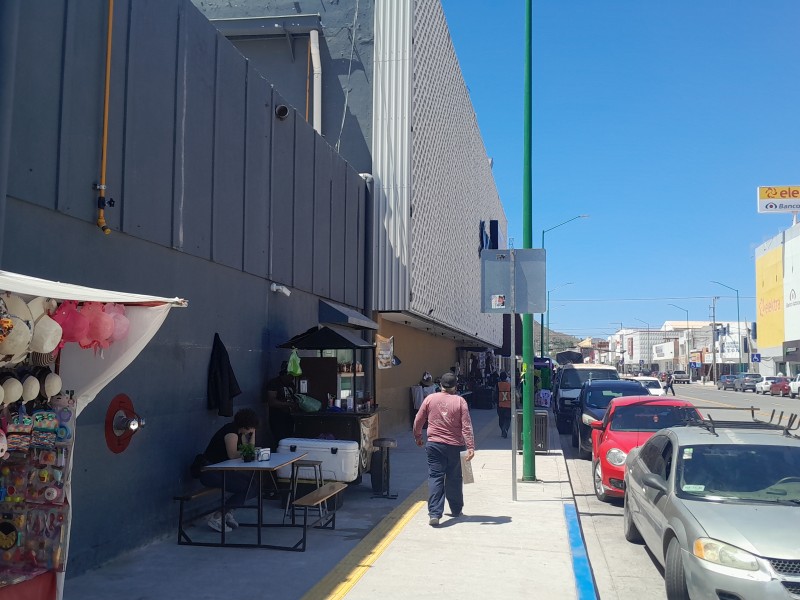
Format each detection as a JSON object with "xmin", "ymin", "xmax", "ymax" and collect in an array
[
  {"xmin": 668, "ymin": 303, "xmax": 690, "ymax": 374},
  {"xmin": 545, "ymin": 282, "xmax": 573, "ymax": 356},
  {"xmin": 711, "ymin": 281, "xmax": 742, "ymax": 374},
  {"xmin": 610, "ymin": 321, "xmax": 625, "ymax": 372},
  {"xmin": 634, "ymin": 318, "xmax": 651, "ymax": 373},
  {"xmin": 540, "ymin": 215, "xmax": 588, "ymax": 357}
]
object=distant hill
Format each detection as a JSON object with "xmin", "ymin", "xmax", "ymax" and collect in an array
[{"xmin": 535, "ymin": 319, "xmax": 581, "ymax": 356}]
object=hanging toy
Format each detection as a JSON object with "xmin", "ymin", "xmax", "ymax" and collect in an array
[
  {"xmin": 50, "ymin": 300, "xmax": 89, "ymax": 347},
  {"xmin": 78, "ymin": 302, "xmax": 114, "ymax": 351},
  {"xmin": 103, "ymin": 303, "xmax": 130, "ymax": 344}
]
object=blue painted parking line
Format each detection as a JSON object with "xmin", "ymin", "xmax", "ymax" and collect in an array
[{"xmin": 564, "ymin": 502, "xmax": 598, "ymax": 600}]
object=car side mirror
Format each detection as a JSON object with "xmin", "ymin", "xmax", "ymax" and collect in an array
[
  {"xmin": 642, "ymin": 473, "xmax": 669, "ymax": 494},
  {"xmin": 589, "ymin": 420, "xmax": 604, "ymax": 430}
]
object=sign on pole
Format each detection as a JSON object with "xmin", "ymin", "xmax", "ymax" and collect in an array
[
  {"xmin": 751, "ymin": 353, "xmax": 761, "ymax": 363},
  {"xmin": 757, "ymin": 186, "xmax": 800, "ymax": 213},
  {"xmin": 480, "ymin": 249, "xmax": 545, "ymax": 314}
]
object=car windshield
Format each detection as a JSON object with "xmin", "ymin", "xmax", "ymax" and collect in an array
[
  {"xmin": 561, "ymin": 369, "xmax": 619, "ymax": 390},
  {"xmin": 641, "ymin": 381, "xmax": 662, "ymax": 390},
  {"xmin": 585, "ymin": 385, "xmax": 644, "ymax": 408},
  {"xmin": 677, "ymin": 444, "xmax": 800, "ymax": 503},
  {"xmin": 609, "ymin": 405, "xmax": 691, "ymax": 431}
]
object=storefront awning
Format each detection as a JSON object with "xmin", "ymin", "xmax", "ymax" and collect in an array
[
  {"xmin": 318, "ymin": 299, "xmax": 378, "ymax": 330},
  {"xmin": 278, "ymin": 325, "xmax": 374, "ymax": 350}
]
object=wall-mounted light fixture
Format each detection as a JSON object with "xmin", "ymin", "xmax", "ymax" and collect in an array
[
  {"xmin": 105, "ymin": 393, "xmax": 145, "ymax": 454},
  {"xmin": 270, "ymin": 283, "xmax": 291, "ymax": 297}
]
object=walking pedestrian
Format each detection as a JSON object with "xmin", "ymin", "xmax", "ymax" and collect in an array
[
  {"xmin": 496, "ymin": 371, "xmax": 512, "ymax": 437},
  {"xmin": 413, "ymin": 372, "xmax": 475, "ymax": 526},
  {"xmin": 665, "ymin": 372, "xmax": 675, "ymax": 396}
]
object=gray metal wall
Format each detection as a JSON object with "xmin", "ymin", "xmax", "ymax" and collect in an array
[
  {"xmin": 4, "ymin": 0, "xmax": 365, "ymax": 574},
  {"xmin": 193, "ymin": 0, "xmax": 375, "ymax": 175}
]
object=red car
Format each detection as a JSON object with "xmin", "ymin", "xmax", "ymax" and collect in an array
[
  {"xmin": 769, "ymin": 376, "xmax": 791, "ymax": 396},
  {"xmin": 589, "ymin": 396, "xmax": 701, "ymax": 502}
]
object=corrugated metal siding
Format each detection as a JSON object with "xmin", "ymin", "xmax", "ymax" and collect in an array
[
  {"xmin": 409, "ymin": 0, "xmax": 506, "ymax": 346},
  {"xmin": 3, "ymin": 0, "xmax": 371, "ymax": 574},
  {"xmin": 372, "ymin": 0, "xmax": 412, "ymax": 311},
  {"xmin": 7, "ymin": 0, "xmax": 365, "ymax": 307}
]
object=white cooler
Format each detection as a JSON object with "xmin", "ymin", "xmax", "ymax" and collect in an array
[{"xmin": 276, "ymin": 438, "xmax": 360, "ymax": 483}]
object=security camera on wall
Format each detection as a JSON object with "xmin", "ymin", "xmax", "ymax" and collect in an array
[{"xmin": 270, "ymin": 283, "xmax": 291, "ymax": 297}]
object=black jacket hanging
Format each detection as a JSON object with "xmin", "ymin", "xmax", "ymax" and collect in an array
[{"xmin": 207, "ymin": 332, "xmax": 241, "ymax": 417}]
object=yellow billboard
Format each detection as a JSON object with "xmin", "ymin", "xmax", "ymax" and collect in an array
[
  {"xmin": 756, "ymin": 246, "xmax": 784, "ymax": 348},
  {"xmin": 758, "ymin": 186, "xmax": 800, "ymax": 213}
]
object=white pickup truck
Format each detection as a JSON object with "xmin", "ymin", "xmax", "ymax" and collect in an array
[
  {"xmin": 789, "ymin": 375, "xmax": 800, "ymax": 398},
  {"xmin": 671, "ymin": 370, "xmax": 690, "ymax": 384}
]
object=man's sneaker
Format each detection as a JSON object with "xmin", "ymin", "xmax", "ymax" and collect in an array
[
  {"xmin": 224, "ymin": 511, "xmax": 239, "ymax": 529},
  {"xmin": 451, "ymin": 511, "xmax": 463, "ymax": 518},
  {"xmin": 429, "ymin": 517, "xmax": 440, "ymax": 526},
  {"xmin": 207, "ymin": 513, "xmax": 232, "ymax": 533}
]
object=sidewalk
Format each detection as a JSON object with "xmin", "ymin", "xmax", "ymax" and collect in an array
[{"xmin": 65, "ymin": 408, "xmax": 590, "ymax": 600}]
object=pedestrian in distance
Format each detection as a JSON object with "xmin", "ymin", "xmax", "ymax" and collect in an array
[
  {"xmin": 496, "ymin": 371, "xmax": 513, "ymax": 438},
  {"xmin": 413, "ymin": 372, "xmax": 475, "ymax": 526},
  {"xmin": 665, "ymin": 372, "xmax": 676, "ymax": 396}
]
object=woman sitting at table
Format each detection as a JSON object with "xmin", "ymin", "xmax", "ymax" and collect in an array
[{"xmin": 200, "ymin": 408, "xmax": 260, "ymax": 533}]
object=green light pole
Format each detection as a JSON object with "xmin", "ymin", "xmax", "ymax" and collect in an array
[
  {"xmin": 711, "ymin": 281, "xmax": 742, "ymax": 374},
  {"xmin": 522, "ymin": 0, "xmax": 534, "ymax": 481},
  {"xmin": 539, "ymin": 215, "xmax": 587, "ymax": 358}
]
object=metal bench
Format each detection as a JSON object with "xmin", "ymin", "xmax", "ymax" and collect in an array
[
  {"xmin": 174, "ymin": 487, "xmax": 221, "ymax": 545},
  {"xmin": 291, "ymin": 481, "xmax": 347, "ymax": 551}
]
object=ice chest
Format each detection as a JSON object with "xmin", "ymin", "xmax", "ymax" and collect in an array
[{"xmin": 277, "ymin": 438, "xmax": 360, "ymax": 483}]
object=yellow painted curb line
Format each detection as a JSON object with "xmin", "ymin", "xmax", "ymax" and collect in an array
[{"xmin": 301, "ymin": 483, "xmax": 427, "ymax": 600}]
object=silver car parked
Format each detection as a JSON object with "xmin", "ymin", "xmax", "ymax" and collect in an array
[{"xmin": 624, "ymin": 416, "xmax": 800, "ymax": 600}]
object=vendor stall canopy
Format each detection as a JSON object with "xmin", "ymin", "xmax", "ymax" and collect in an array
[{"xmin": 0, "ymin": 270, "xmax": 187, "ymax": 416}]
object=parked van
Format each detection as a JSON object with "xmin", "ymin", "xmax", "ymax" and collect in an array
[{"xmin": 554, "ymin": 364, "xmax": 619, "ymax": 433}]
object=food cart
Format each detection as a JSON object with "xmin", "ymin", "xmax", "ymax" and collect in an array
[{"xmin": 278, "ymin": 324, "xmax": 379, "ymax": 481}]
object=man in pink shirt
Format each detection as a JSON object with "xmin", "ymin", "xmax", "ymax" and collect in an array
[{"xmin": 413, "ymin": 372, "xmax": 475, "ymax": 526}]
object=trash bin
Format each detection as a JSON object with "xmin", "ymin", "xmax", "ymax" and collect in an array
[{"xmin": 515, "ymin": 410, "xmax": 549, "ymax": 453}]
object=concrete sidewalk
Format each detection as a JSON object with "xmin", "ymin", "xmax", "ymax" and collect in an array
[{"xmin": 65, "ymin": 408, "xmax": 590, "ymax": 600}]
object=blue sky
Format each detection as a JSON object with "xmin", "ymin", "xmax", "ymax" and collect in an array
[{"xmin": 441, "ymin": 0, "xmax": 800, "ymax": 341}]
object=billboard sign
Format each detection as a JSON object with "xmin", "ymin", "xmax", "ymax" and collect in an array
[
  {"xmin": 757, "ymin": 246, "xmax": 785, "ymax": 348},
  {"xmin": 758, "ymin": 186, "xmax": 800, "ymax": 213}
]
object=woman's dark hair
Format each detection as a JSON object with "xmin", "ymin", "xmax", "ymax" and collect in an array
[{"xmin": 234, "ymin": 408, "xmax": 259, "ymax": 430}]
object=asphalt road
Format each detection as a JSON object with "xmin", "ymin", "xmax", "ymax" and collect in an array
[{"xmin": 559, "ymin": 382, "xmax": 800, "ymax": 600}]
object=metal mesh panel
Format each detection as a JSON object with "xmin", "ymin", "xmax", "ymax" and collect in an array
[{"xmin": 409, "ymin": 0, "xmax": 506, "ymax": 345}]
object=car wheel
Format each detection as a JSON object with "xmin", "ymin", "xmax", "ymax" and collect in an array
[
  {"xmin": 577, "ymin": 428, "xmax": 591, "ymax": 460},
  {"xmin": 792, "ymin": 392, "xmax": 797, "ymax": 399},
  {"xmin": 593, "ymin": 460, "xmax": 607, "ymax": 502},
  {"xmin": 571, "ymin": 420, "xmax": 578, "ymax": 448},
  {"xmin": 623, "ymin": 491, "xmax": 643, "ymax": 543},
  {"xmin": 664, "ymin": 537, "xmax": 690, "ymax": 600}
]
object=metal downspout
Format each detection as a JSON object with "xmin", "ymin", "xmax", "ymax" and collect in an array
[
  {"xmin": 310, "ymin": 29, "xmax": 322, "ymax": 134},
  {"xmin": 361, "ymin": 173, "xmax": 375, "ymax": 396},
  {"xmin": 0, "ymin": 0, "xmax": 21, "ymax": 264}
]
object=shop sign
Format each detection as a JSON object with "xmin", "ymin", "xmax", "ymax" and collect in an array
[{"xmin": 758, "ymin": 186, "xmax": 800, "ymax": 213}]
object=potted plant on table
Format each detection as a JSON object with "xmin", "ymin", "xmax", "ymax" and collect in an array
[{"xmin": 239, "ymin": 442, "xmax": 256, "ymax": 463}]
